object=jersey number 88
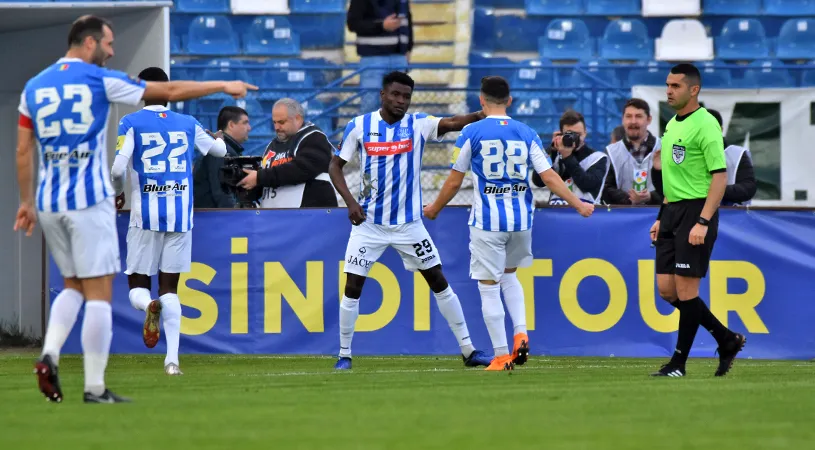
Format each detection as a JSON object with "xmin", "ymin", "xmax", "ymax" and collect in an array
[{"xmin": 481, "ymin": 139, "xmax": 528, "ymax": 180}]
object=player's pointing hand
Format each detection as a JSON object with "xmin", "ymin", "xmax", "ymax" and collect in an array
[{"xmin": 224, "ymin": 81, "xmax": 259, "ymax": 99}]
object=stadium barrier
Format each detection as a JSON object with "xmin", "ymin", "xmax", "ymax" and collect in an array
[{"xmin": 52, "ymin": 206, "xmax": 815, "ymax": 360}]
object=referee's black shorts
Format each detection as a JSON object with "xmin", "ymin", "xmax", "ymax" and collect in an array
[{"xmin": 655, "ymin": 199, "xmax": 718, "ymax": 278}]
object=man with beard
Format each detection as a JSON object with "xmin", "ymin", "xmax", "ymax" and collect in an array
[
  {"xmin": 602, "ymin": 98, "xmax": 663, "ymax": 205},
  {"xmin": 237, "ymin": 98, "xmax": 338, "ymax": 208},
  {"xmin": 649, "ymin": 63, "xmax": 746, "ymax": 378},
  {"xmin": 329, "ymin": 71, "xmax": 493, "ymax": 370}
]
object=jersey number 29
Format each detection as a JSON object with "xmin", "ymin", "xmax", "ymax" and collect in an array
[
  {"xmin": 481, "ymin": 140, "xmax": 528, "ymax": 180},
  {"xmin": 140, "ymin": 132, "xmax": 189, "ymax": 174}
]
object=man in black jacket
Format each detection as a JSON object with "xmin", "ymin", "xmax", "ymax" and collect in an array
[
  {"xmin": 193, "ymin": 106, "xmax": 251, "ymax": 208},
  {"xmin": 532, "ymin": 110, "xmax": 608, "ymax": 206},
  {"xmin": 237, "ymin": 98, "xmax": 337, "ymax": 208},
  {"xmin": 347, "ymin": 0, "xmax": 413, "ymax": 113}
]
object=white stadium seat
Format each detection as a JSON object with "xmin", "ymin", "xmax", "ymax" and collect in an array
[
  {"xmin": 655, "ymin": 19, "xmax": 714, "ymax": 61},
  {"xmin": 642, "ymin": 0, "xmax": 701, "ymax": 17}
]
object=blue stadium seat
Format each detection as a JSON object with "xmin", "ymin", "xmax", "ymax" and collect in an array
[
  {"xmin": 201, "ymin": 59, "xmax": 252, "ymax": 83},
  {"xmin": 243, "ymin": 16, "xmax": 301, "ymax": 56},
  {"xmin": 525, "ymin": 0, "xmax": 583, "ymax": 15},
  {"xmin": 469, "ymin": 53, "xmax": 517, "ymax": 88},
  {"xmin": 599, "ymin": 19, "xmax": 653, "ymax": 61},
  {"xmin": 698, "ymin": 61, "xmax": 733, "ymax": 88},
  {"xmin": 259, "ymin": 66, "xmax": 315, "ymax": 101},
  {"xmin": 736, "ymin": 60, "xmax": 795, "ymax": 88},
  {"xmin": 764, "ymin": 0, "xmax": 815, "ymax": 16},
  {"xmin": 186, "ymin": 16, "xmax": 240, "ymax": 56},
  {"xmin": 801, "ymin": 61, "xmax": 815, "ymax": 86},
  {"xmin": 509, "ymin": 97, "xmax": 557, "ymax": 136},
  {"xmin": 562, "ymin": 59, "xmax": 620, "ymax": 88},
  {"xmin": 539, "ymin": 19, "xmax": 594, "ymax": 61},
  {"xmin": 776, "ymin": 19, "xmax": 815, "ymax": 60},
  {"xmin": 171, "ymin": 29, "xmax": 183, "ymax": 55},
  {"xmin": 471, "ymin": 8, "xmax": 497, "ymax": 53},
  {"xmin": 290, "ymin": 0, "xmax": 345, "ymax": 13},
  {"xmin": 716, "ymin": 18, "xmax": 770, "ymax": 60},
  {"xmin": 300, "ymin": 58, "xmax": 341, "ymax": 86},
  {"xmin": 175, "ymin": 0, "xmax": 230, "ymax": 13},
  {"xmin": 702, "ymin": 0, "xmax": 761, "ymax": 15},
  {"xmin": 220, "ymin": 98, "xmax": 272, "ymax": 136},
  {"xmin": 494, "ymin": 14, "xmax": 544, "ymax": 53},
  {"xmin": 476, "ymin": 0, "xmax": 525, "ymax": 7},
  {"xmin": 585, "ymin": 0, "xmax": 641, "ymax": 15},
  {"xmin": 302, "ymin": 98, "xmax": 335, "ymax": 134},
  {"xmin": 288, "ymin": 14, "xmax": 345, "ymax": 49},
  {"xmin": 627, "ymin": 60, "xmax": 670, "ymax": 86}
]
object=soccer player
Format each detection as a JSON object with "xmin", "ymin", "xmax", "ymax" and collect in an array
[
  {"xmin": 110, "ymin": 67, "xmax": 228, "ymax": 376},
  {"xmin": 649, "ymin": 63, "xmax": 746, "ymax": 378},
  {"xmin": 424, "ymin": 76, "xmax": 594, "ymax": 371},
  {"xmin": 328, "ymin": 71, "xmax": 493, "ymax": 370},
  {"xmin": 15, "ymin": 15, "xmax": 255, "ymax": 403}
]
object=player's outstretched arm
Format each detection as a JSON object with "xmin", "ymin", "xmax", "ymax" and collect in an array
[
  {"xmin": 424, "ymin": 170, "xmax": 465, "ymax": 220},
  {"xmin": 539, "ymin": 169, "xmax": 593, "ymax": 218},
  {"xmin": 14, "ymin": 125, "xmax": 37, "ymax": 236},
  {"xmin": 143, "ymin": 80, "xmax": 258, "ymax": 103},
  {"xmin": 437, "ymin": 111, "xmax": 486, "ymax": 136}
]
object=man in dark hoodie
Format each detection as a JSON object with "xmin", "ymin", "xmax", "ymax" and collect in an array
[{"xmin": 193, "ymin": 106, "xmax": 251, "ymax": 208}]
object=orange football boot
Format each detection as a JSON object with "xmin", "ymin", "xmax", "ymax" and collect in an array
[
  {"xmin": 485, "ymin": 354, "xmax": 515, "ymax": 371},
  {"xmin": 143, "ymin": 300, "xmax": 162, "ymax": 348},
  {"xmin": 512, "ymin": 332, "xmax": 529, "ymax": 366}
]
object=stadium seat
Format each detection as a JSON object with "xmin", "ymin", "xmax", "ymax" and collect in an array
[
  {"xmin": 655, "ymin": 19, "xmax": 713, "ymax": 61},
  {"xmin": 764, "ymin": 0, "xmax": 815, "ymax": 16},
  {"xmin": 775, "ymin": 19, "xmax": 815, "ymax": 60},
  {"xmin": 563, "ymin": 59, "xmax": 620, "ymax": 88},
  {"xmin": 186, "ymin": 16, "xmax": 240, "ymax": 56},
  {"xmin": 698, "ymin": 61, "xmax": 733, "ymax": 88},
  {"xmin": 627, "ymin": 60, "xmax": 671, "ymax": 86},
  {"xmin": 525, "ymin": 0, "xmax": 583, "ymax": 15},
  {"xmin": 175, "ymin": 0, "xmax": 230, "ymax": 13},
  {"xmin": 599, "ymin": 19, "xmax": 653, "ymax": 61},
  {"xmin": 585, "ymin": 0, "xmax": 641, "ymax": 15},
  {"xmin": 171, "ymin": 29, "xmax": 183, "ymax": 55},
  {"xmin": 471, "ymin": 8, "xmax": 497, "ymax": 53},
  {"xmin": 243, "ymin": 16, "xmax": 301, "ymax": 56},
  {"xmin": 538, "ymin": 19, "xmax": 594, "ymax": 61},
  {"xmin": 290, "ymin": 0, "xmax": 345, "ymax": 13},
  {"xmin": 702, "ymin": 0, "xmax": 761, "ymax": 15},
  {"xmin": 716, "ymin": 18, "xmax": 770, "ymax": 60},
  {"xmin": 302, "ymin": 98, "xmax": 335, "ymax": 134},
  {"xmin": 301, "ymin": 58, "xmax": 341, "ymax": 86},
  {"xmin": 642, "ymin": 0, "xmax": 700, "ymax": 16},
  {"xmin": 288, "ymin": 14, "xmax": 345, "ymax": 49},
  {"xmin": 509, "ymin": 97, "xmax": 558, "ymax": 136},
  {"xmin": 736, "ymin": 60, "xmax": 795, "ymax": 88},
  {"xmin": 801, "ymin": 61, "xmax": 815, "ymax": 86},
  {"xmin": 259, "ymin": 66, "xmax": 315, "ymax": 101}
]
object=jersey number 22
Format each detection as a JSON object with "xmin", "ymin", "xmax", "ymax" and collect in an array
[{"xmin": 140, "ymin": 132, "xmax": 189, "ymax": 174}]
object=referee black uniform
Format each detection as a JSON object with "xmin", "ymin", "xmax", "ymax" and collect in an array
[{"xmin": 651, "ymin": 63, "xmax": 746, "ymax": 378}]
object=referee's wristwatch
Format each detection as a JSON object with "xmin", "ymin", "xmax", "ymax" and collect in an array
[{"xmin": 697, "ymin": 216, "xmax": 711, "ymax": 226}]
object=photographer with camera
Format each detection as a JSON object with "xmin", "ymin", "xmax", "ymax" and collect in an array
[
  {"xmin": 237, "ymin": 98, "xmax": 338, "ymax": 208},
  {"xmin": 193, "ymin": 106, "xmax": 251, "ymax": 208},
  {"xmin": 532, "ymin": 110, "xmax": 608, "ymax": 206}
]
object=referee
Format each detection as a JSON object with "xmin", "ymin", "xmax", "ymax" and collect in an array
[{"xmin": 649, "ymin": 63, "xmax": 746, "ymax": 378}]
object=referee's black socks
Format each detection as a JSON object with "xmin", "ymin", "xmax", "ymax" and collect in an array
[
  {"xmin": 669, "ymin": 297, "xmax": 732, "ymax": 346},
  {"xmin": 670, "ymin": 298, "xmax": 703, "ymax": 367}
]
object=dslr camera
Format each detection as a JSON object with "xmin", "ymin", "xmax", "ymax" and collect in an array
[
  {"xmin": 219, "ymin": 156, "xmax": 263, "ymax": 208},
  {"xmin": 561, "ymin": 131, "xmax": 582, "ymax": 149}
]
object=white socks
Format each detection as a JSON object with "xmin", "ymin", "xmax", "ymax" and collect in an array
[
  {"xmin": 339, "ymin": 296, "xmax": 359, "ymax": 357},
  {"xmin": 129, "ymin": 288, "xmax": 151, "ymax": 311},
  {"xmin": 434, "ymin": 286, "xmax": 475, "ymax": 357},
  {"xmin": 81, "ymin": 301, "xmax": 112, "ymax": 396},
  {"xmin": 500, "ymin": 272, "xmax": 527, "ymax": 335},
  {"xmin": 478, "ymin": 283, "xmax": 508, "ymax": 356},
  {"xmin": 159, "ymin": 293, "xmax": 181, "ymax": 367},
  {"xmin": 42, "ymin": 288, "xmax": 84, "ymax": 365}
]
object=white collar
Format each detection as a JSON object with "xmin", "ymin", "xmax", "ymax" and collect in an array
[
  {"xmin": 143, "ymin": 105, "xmax": 169, "ymax": 111},
  {"xmin": 486, "ymin": 115, "xmax": 511, "ymax": 119}
]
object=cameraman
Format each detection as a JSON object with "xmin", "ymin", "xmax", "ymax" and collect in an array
[
  {"xmin": 532, "ymin": 110, "xmax": 608, "ymax": 205},
  {"xmin": 237, "ymin": 98, "xmax": 338, "ymax": 208},
  {"xmin": 193, "ymin": 106, "xmax": 251, "ymax": 208}
]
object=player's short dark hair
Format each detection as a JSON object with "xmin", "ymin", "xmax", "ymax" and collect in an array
[
  {"xmin": 138, "ymin": 67, "xmax": 168, "ymax": 83},
  {"xmin": 611, "ymin": 125, "xmax": 625, "ymax": 142},
  {"xmin": 559, "ymin": 109, "xmax": 585, "ymax": 131},
  {"xmin": 217, "ymin": 106, "xmax": 249, "ymax": 131},
  {"xmin": 624, "ymin": 98, "xmax": 650, "ymax": 117},
  {"xmin": 670, "ymin": 63, "xmax": 702, "ymax": 88},
  {"xmin": 382, "ymin": 71, "xmax": 415, "ymax": 90},
  {"xmin": 68, "ymin": 15, "xmax": 112, "ymax": 47},
  {"xmin": 480, "ymin": 76, "xmax": 511, "ymax": 105},
  {"xmin": 707, "ymin": 108, "xmax": 724, "ymax": 128}
]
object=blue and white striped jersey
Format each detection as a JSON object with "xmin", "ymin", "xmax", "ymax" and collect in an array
[
  {"xmin": 18, "ymin": 57, "xmax": 146, "ymax": 213},
  {"xmin": 337, "ymin": 111, "xmax": 444, "ymax": 225},
  {"xmin": 115, "ymin": 106, "xmax": 219, "ymax": 232},
  {"xmin": 451, "ymin": 116, "xmax": 552, "ymax": 232}
]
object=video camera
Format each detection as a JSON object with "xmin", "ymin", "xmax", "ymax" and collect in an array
[{"xmin": 219, "ymin": 156, "xmax": 263, "ymax": 208}]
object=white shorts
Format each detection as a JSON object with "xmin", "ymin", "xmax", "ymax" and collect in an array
[
  {"xmin": 39, "ymin": 197, "xmax": 120, "ymax": 279},
  {"xmin": 343, "ymin": 220, "xmax": 442, "ymax": 277},
  {"xmin": 469, "ymin": 226, "xmax": 533, "ymax": 282},
  {"xmin": 124, "ymin": 227, "xmax": 192, "ymax": 276}
]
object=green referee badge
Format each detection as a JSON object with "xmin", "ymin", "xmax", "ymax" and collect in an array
[
  {"xmin": 633, "ymin": 169, "xmax": 648, "ymax": 192},
  {"xmin": 565, "ymin": 178, "xmax": 574, "ymax": 192},
  {"xmin": 672, "ymin": 144, "xmax": 685, "ymax": 164}
]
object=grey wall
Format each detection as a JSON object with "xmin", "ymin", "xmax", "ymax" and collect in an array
[{"xmin": 0, "ymin": 5, "xmax": 168, "ymax": 338}]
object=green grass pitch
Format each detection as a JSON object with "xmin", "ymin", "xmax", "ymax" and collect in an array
[{"xmin": 1, "ymin": 353, "xmax": 814, "ymax": 449}]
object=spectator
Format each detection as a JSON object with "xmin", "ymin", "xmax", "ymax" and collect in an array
[
  {"xmin": 603, "ymin": 98, "xmax": 663, "ymax": 205},
  {"xmin": 610, "ymin": 125, "xmax": 625, "ymax": 145},
  {"xmin": 193, "ymin": 106, "xmax": 251, "ymax": 208},
  {"xmin": 347, "ymin": 0, "xmax": 413, "ymax": 113},
  {"xmin": 532, "ymin": 110, "xmax": 608, "ymax": 206}
]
